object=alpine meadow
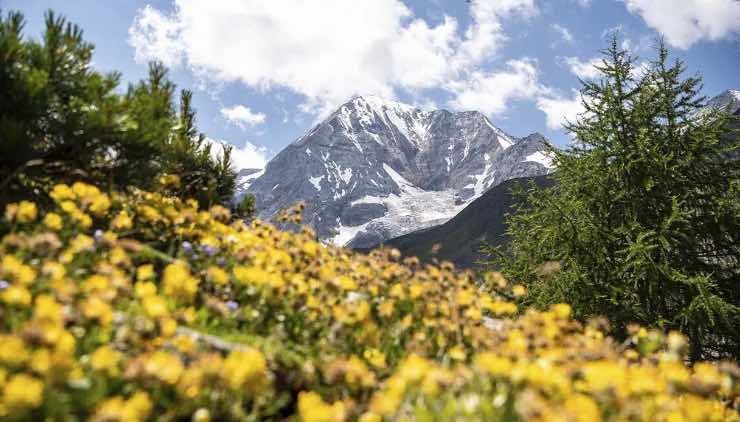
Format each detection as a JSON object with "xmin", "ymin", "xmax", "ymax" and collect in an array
[{"xmin": 0, "ymin": 2, "xmax": 739, "ymax": 422}]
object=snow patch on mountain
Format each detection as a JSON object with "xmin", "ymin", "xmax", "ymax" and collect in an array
[
  {"xmin": 246, "ymin": 95, "xmax": 556, "ymax": 248},
  {"xmin": 334, "ymin": 185, "xmax": 467, "ymax": 246},
  {"xmin": 309, "ymin": 175, "xmax": 324, "ymax": 191},
  {"xmin": 525, "ymin": 151, "xmax": 555, "ymax": 169},
  {"xmin": 234, "ymin": 168, "xmax": 264, "ymax": 197}
]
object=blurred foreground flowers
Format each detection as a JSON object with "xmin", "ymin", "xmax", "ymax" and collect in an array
[{"xmin": 0, "ymin": 180, "xmax": 737, "ymax": 421}]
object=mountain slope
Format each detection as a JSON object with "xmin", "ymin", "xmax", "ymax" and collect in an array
[
  {"xmin": 247, "ymin": 96, "xmax": 554, "ymax": 247},
  {"xmin": 375, "ymin": 89, "xmax": 740, "ymax": 269},
  {"xmin": 373, "ymin": 175, "xmax": 554, "ymax": 269}
]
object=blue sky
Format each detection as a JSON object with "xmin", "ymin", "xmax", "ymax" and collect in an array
[{"xmin": 6, "ymin": 0, "xmax": 740, "ymax": 169}]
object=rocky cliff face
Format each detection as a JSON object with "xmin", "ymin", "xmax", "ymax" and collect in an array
[{"xmin": 246, "ymin": 95, "xmax": 555, "ymax": 247}]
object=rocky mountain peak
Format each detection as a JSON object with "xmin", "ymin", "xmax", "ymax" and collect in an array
[
  {"xmin": 246, "ymin": 96, "xmax": 555, "ymax": 248},
  {"xmin": 714, "ymin": 89, "xmax": 740, "ymax": 113}
]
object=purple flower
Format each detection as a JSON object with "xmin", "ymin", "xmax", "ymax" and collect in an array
[
  {"xmin": 226, "ymin": 301, "xmax": 239, "ymax": 311},
  {"xmin": 217, "ymin": 257, "xmax": 226, "ymax": 266},
  {"xmin": 181, "ymin": 241, "xmax": 193, "ymax": 253},
  {"xmin": 0, "ymin": 280, "xmax": 9, "ymax": 290},
  {"xmin": 201, "ymin": 244, "xmax": 217, "ymax": 257},
  {"xmin": 94, "ymin": 229, "xmax": 104, "ymax": 242}
]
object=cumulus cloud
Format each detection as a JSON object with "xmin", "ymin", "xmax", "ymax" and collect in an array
[
  {"xmin": 536, "ymin": 90, "xmax": 586, "ymax": 130},
  {"xmin": 128, "ymin": 5, "xmax": 184, "ymax": 67},
  {"xmin": 563, "ymin": 56, "xmax": 602, "ymax": 79},
  {"xmin": 220, "ymin": 105, "xmax": 266, "ymax": 129},
  {"xmin": 457, "ymin": 0, "xmax": 538, "ymax": 65},
  {"xmin": 551, "ymin": 24, "xmax": 574, "ymax": 43},
  {"xmin": 624, "ymin": 0, "xmax": 740, "ymax": 49},
  {"xmin": 129, "ymin": 0, "xmax": 538, "ymax": 117},
  {"xmin": 447, "ymin": 59, "xmax": 543, "ymax": 116},
  {"xmin": 208, "ymin": 139, "xmax": 269, "ymax": 171}
]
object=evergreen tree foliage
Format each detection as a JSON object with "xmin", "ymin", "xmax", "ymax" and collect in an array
[
  {"xmin": 161, "ymin": 89, "xmax": 237, "ymax": 209},
  {"xmin": 0, "ymin": 10, "xmax": 236, "ymax": 209},
  {"xmin": 491, "ymin": 38, "xmax": 740, "ymax": 359},
  {"xmin": 235, "ymin": 194, "xmax": 257, "ymax": 220}
]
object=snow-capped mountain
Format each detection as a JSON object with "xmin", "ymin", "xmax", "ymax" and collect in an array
[
  {"xmin": 246, "ymin": 95, "xmax": 555, "ymax": 247},
  {"xmin": 693, "ymin": 89, "xmax": 740, "ymax": 119},
  {"xmin": 235, "ymin": 168, "xmax": 264, "ymax": 193},
  {"xmin": 706, "ymin": 89, "xmax": 740, "ymax": 114}
]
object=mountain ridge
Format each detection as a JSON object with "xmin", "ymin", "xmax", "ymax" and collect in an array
[
  {"xmin": 369, "ymin": 89, "xmax": 740, "ymax": 268},
  {"xmin": 368, "ymin": 175, "xmax": 554, "ymax": 269},
  {"xmin": 245, "ymin": 95, "xmax": 555, "ymax": 247}
]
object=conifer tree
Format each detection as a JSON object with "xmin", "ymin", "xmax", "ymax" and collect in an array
[
  {"xmin": 0, "ymin": 10, "xmax": 237, "ymax": 210},
  {"xmin": 0, "ymin": 10, "xmax": 135, "ymax": 201},
  {"xmin": 493, "ymin": 38, "xmax": 740, "ymax": 359},
  {"xmin": 162, "ymin": 89, "xmax": 237, "ymax": 208}
]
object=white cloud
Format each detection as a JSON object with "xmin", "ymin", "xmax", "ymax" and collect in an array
[
  {"xmin": 536, "ymin": 90, "xmax": 586, "ymax": 130},
  {"xmin": 208, "ymin": 139, "xmax": 269, "ymax": 171},
  {"xmin": 458, "ymin": 0, "xmax": 538, "ymax": 65},
  {"xmin": 129, "ymin": 0, "xmax": 537, "ymax": 117},
  {"xmin": 220, "ymin": 105, "xmax": 266, "ymax": 129},
  {"xmin": 551, "ymin": 24, "xmax": 574, "ymax": 43},
  {"xmin": 563, "ymin": 56, "xmax": 602, "ymax": 79},
  {"xmin": 624, "ymin": 0, "xmax": 740, "ymax": 49},
  {"xmin": 128, "ymin": 5, "xmax": 184, "ymax": 67},
  {"xmin": 447, "ymin": 59, "xmax": 543, "ymax": 116},
  {"xmin": 573, "ymin": 0, "xmax": 591, "ymax": 6}
]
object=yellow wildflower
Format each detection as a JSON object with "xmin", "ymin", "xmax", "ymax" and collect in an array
[
  {"xmin": 160, "ymin": 317, "xmax": 178, "ymax": 337},
  {"xmin": 448, "ymin": 345, "xmax": 467, "ymax": 361},
  {"xmin": 92, "ymin": 391, "xmax": 152, "ymax": 422},
  {"xmin": 43, "ymin": 212, "xmax": 64, "ymax": 230},
  {"xmin": 221, "ymin": 348, "xmax": 268, "ymax": 392},
  {"xmin": 30, "ymin": 349, "xmax": 52, "ymax": 375},
  {"xmin": 298, "ymin": 391, "xmax": 347, "ymax": 422},
  {"xmin": 159, "ymin": 174, "xmax": 181, "ymax": 188},
  {"xmin": 142, "ymin": 295, "xmax": 169, "ymax": 319},
  {"xmin": 564, "ymin": 394, "xmax": 601, "ymax": 422},
  {"xmin": 456, "ymin": 289, "xmax": 474, "ymax": 306},
  {"xmin": 302, "ymin": 241, "xmax": 319, "ymax": 257},
  {"xmin": 378, "ymin": 300, "xmax": 395, "ymax": 317},
  {"xmin": 207, "ymin": 266, "xmax": 229, "ymax": 286},
  {"xmin": 3, "ymin": 374, "xmax": 44, "ymax": 411},
  {"xmin": 233, "ymin": 265, "xmax": 283, "ymax": 289},
  {"xmin": 551, "ymin": 303, "xmax": 572, "ymax": 319},
  {"xmin": 1, "ymin": 285, "xmax": 31, "ymax": 306},
  {"xmin": 369, "ymin": 385, "xmax": 404, "ymax": 416},
  {"xmin": 5, "ymin": 200, "xmax": 37, "ymax": 223},
  {"xmin": 111, "ymin": 210, "xmax": 133, "ymax": 231},
  {"xmin": 50, "ymin": 184, "xmax": 75, "ymax": 202},
  {"xmin": 42, "ymin": 261, "xmax": 66, "ymax": 281},
  {"xmin": 88, "ymin": 192, "xmax": 111, "ymax": 217},
  {"xmin": 398, "ymin": 354, "xmax": 432, "ymax": 383},
  {"xmin": 364, "ymin": 348, "xmax": 387, "ymax": 369},
  {"xmin": 90, "ymin": 345, "xmax": 122, "ymax": 377},
  {"xmin": 475, "ymin": 353, "xmax": 512, "ymax": 377},
  {"xmin": 511, "ymin": 284, "xmax": 527, "ymax": 298},
  {"xmin": 334, "ymin": 275, "xmax": 357, "ymax": 290},
  {"xmin": 82, "ymin": 296, "xmax": 113, "ymax": 326},
  {"xmin": 2, "ymin": 255, "xmax": 37, "ymax": 285},
  {"xmin": 145, "ymin": 351, "xmax": 184, "ymax": 384},
  {"xmin": 136, "ymin": 264, "xmax": 155, "ymax": 282},
  {"xmin": 358, "ymin": 413, "xmax": 382, "ymax": 422},
  {"xmin": 162, "ymin": 262, "xmax": 199, "ymax": 303},
  {"xmin": 0, "ymin": 335, "xmax": 29, "ymax": 366},
  {"xmin": 125, "ymin": 391, "xmax": 153, "ymax": 421}
]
